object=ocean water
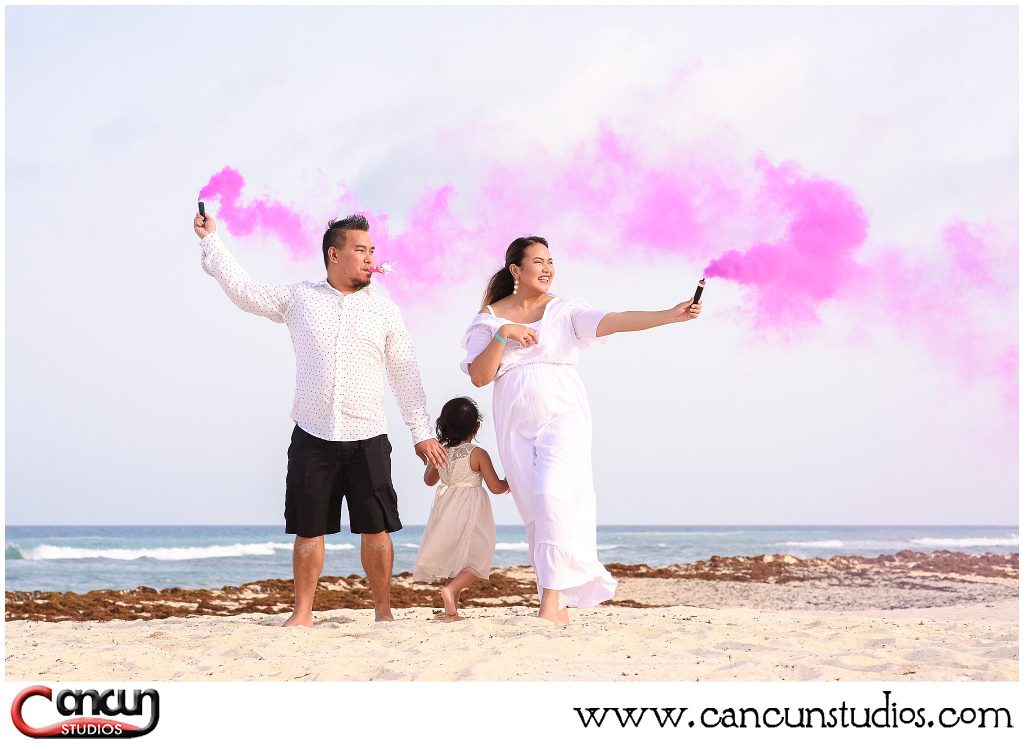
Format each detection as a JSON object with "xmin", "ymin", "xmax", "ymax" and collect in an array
[{"xmin": 5, "ymin": 524, "xmax": 1018, "ymax": 593}]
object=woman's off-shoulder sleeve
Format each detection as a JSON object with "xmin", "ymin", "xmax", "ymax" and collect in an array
[{"xmin": 460, "ymin": 314, "xmax": 504, "ymax": 375}]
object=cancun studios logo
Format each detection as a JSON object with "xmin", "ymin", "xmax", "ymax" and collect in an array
[{"xmin": 11, "ymin": 686, "xmax": 159, "ymax": 739}]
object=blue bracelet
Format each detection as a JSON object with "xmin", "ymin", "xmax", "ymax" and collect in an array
[{"xmin": 494, "ymin": 332, "xmax": 507, "ymax": 344}]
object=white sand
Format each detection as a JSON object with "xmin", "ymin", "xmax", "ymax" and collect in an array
[{"xmin": 5, "ymin": 600, "xmax": 1017, "ymax": 682}]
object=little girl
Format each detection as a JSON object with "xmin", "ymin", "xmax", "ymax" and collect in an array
[{"xmin": 413, "ymin": 396, "xmax": 509, "ymax": 621}]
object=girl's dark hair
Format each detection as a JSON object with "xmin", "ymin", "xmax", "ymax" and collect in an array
[
  {"xmin": 480, "ymin": 236, "xmax": 549, "ymax": 309},
  {"xmin": 435, "ymin": 397, "xmax": 482, "ymax": 448}
]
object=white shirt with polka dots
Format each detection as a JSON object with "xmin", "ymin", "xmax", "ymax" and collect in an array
[{"xmin": 200, "ymin": 231, "xmax": 433, "ymax": 444}]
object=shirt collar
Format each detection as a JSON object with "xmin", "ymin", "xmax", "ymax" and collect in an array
[{"xmin": 320, "ymin": 280, "xmax": 373, "ymax": 298}]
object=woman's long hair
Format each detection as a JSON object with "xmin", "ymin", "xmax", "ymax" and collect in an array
[{"xmin": 480, "ymin": 236, "xmax": 548, "ymax": 310}]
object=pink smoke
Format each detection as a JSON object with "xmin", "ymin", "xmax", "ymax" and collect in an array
[
  {"xmin": 199, "ymin": 167, "xmax": 316, "ymax": 260},
  {"xmin": 198, "ymin": 131, "xmax": 1015, "ymax": 409},
  {"xmin": 370, "ymin": 185, "xmax": 478, "ymax": 295},
  {"xmin": 704, "ymin": 156, "xmax": 870, "ymax": 327},
  {"xmin": 864, "ymin": 221, "xmax": 1017, "ymax": 409}
]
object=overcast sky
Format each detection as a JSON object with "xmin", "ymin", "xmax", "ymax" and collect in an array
[{"xmin": 5, "ymin": 5, "xmax": 1018, "ymax": 526}]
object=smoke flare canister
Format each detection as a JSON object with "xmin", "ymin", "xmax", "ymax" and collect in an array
[
  {"xmin": 198, "ymin": 201, "xmax": 205, "ymax": 218},
  {"xmin": 693, "ymin": 278, "xmax": 705, "ymax": 305}
]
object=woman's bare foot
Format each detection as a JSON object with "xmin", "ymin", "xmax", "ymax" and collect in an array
[
  {"xmin": 374, "ymin": 610, "xmax": 394, "ymax": 622},
  {"xmin": 440, "ymin": 584, "xmax": 459, "ymax": 616},
  {"xmin": 537, "ymin": 588, "xmax": 567, "ymax": 624},
  {"xmin": 283, "ymin": 612, "xmax": 313, "ymax": 628},
  {"xmin": 536, "ymin": 608, "xmax": 568, "ymax": 625}
]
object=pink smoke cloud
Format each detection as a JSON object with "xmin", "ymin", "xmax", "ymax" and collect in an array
[
  {"xmin": 199, "ymin": 167, "xmax": 317, "ymax": 260},
  {"xmin": 704, "ymin": 156, "xmax": 870, "ymax": 327},
  {"xmin": 198, "ymin": 129, "xmax": 1015, "ymax": 410},
  {"xmin": 199, "ymin": 168, "xmax": 482, "ymax": 302},
  {"xmin": 370, "ymin": 185, "xmax": 478, "ymax": 295},
  {"xmin": 864, "ymin": 221, "xmax": 1017, "ymax": 409}
]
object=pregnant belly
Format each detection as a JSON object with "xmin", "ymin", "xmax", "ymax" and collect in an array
[{"xmin": 495, "ymin": 363, "xmax": 590, "ymax": 431}]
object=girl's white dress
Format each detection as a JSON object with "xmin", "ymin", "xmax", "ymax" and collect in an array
[
  {"xmin": 413, "ymin": 442, "xmax": 496, "ymax": 582},
  {"xmin": 460, "ymin": 295, "xmax": 617, "ymax": 609}
]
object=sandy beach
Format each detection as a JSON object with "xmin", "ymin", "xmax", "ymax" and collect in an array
[{"xmin": 6, "ymin": 551, "xmax": 1017, "ymax": 681}]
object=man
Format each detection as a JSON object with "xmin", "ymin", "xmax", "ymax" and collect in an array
[{"xmin": 194, "ymin": 211, "xmax": 446, "ymax": 625}]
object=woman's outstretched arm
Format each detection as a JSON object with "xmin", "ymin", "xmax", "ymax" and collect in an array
[{"xmin": 596, "ymin": 298, "xmax": 702, "ymax": 337}]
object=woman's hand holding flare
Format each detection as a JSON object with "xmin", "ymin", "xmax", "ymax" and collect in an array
[{"xmin": 673, "ymin": 297, "xmax": 702, "ymax": 322}]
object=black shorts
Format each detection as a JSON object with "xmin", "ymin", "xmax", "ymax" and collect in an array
[{"xmin": 284, "ymin": 426, "xmax": 402, "ymax": 538}]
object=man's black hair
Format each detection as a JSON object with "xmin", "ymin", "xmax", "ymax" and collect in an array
[{"xmin": 322, "ymin": 214, "xmax": 370, "ymax": 268}]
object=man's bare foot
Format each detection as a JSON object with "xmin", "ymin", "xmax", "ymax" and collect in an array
[
  {"xmin": 440, "ymin": 585, "xmax": 460, "ymax": 616},
  {"xmin": 557, "ymin": 607, "xmax": 569, "ymax": 623},
  {"xmin": 375, "ymin": 610, "xmax": 394, "ymax": 622},
  {"xmin": 283, "ymin": 612, "xmax": 313, "ymax": 628}
]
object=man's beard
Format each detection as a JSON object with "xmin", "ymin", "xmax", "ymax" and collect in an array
[{"xmin": 353, "ymin": 276, "xmax": 371, "ymax": 289}]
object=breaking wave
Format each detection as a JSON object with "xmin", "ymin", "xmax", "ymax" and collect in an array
[{"xmin": 9, "ymin": 542, "xmax": 356, "ymax": 561}]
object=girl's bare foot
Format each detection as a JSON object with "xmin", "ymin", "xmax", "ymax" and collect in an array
[{"xmin": 434, "ymin": 611, "xmax": 465, "ymax": 622}]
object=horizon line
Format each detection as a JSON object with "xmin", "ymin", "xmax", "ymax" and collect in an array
[{"xmin": 6, "ymin": 523, "xmax": 1020, "ymax": 529}]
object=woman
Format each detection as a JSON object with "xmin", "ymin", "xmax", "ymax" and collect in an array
[{"xmin": 461, "ymin": 236, "xmax": 702, "ymax": 624}]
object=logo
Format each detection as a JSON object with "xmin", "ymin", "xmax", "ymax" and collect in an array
[{"xmin": 11, "ymin": 686, "xmax": 159, "ymax": 739}]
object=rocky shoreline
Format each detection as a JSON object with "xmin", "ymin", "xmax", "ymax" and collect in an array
[{"xmin": 6, "ymin": 550, "xmax": 1017, "ymax": 623}]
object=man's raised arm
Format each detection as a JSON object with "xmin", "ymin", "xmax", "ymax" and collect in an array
[{"xmin": 194, "ymin": 211, "xmax": 291, "ymax": 323}]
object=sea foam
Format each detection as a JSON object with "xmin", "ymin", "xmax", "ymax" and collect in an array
[
  {"xmin": 910, "ymin": 536, "xmax": 1019, "ymax": 548},
  {"xmin": 15, "ymin": 542, "xmax": 356, "ymax": 561},
  {"xmin": 779, "ymin": 540, "xmax": 845, "ymax": 548}
]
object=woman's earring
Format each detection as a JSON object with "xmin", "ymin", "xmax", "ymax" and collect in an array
[{"xmin": 513, "ymin": 278, "xmax": 519, "ymax": 295}]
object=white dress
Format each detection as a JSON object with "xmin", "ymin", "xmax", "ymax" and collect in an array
[
  {"xmin": 460, "ymin": 296, "xmax": 617, "ymax": 609},
  {"xmin": 413, "ymin": 442, "xmax": 496, "ymax": 582}
]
